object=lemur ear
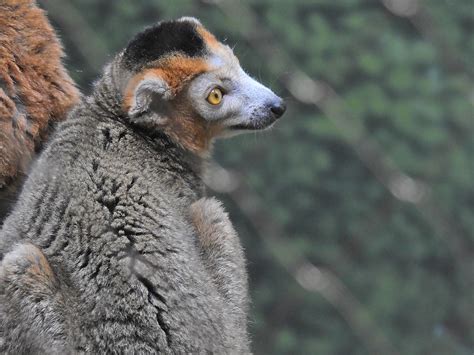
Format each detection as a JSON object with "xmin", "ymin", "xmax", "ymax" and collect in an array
[
  {"xmin": 127, "ymin": 75, "xmax": 172, "ymax": 117},
  {"xmin": 177, "ymin": 17, "xmax": 202, "ymax": 26}
]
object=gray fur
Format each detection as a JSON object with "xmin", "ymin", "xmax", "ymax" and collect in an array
[
  {"xmin": 0, "ymin": 69, "xmax": 249, "ymax": 354},
  {"xmin": 0, "ymin": 17, "xmax": 285, "ymax": 354}
]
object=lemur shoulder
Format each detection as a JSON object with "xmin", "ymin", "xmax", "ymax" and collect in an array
[
  {"xmin": 0, "ymin": 0, "xmax": 79, "ymax": 221},
  {"xmin": 0, "ymin": 17, "xmax": 286, "ymax": 353}
]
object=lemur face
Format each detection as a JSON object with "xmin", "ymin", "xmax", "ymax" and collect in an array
[
  {"xmin": 120, "ymin": 17, "xmax": 286, "ymax": 155},
  {"xmin": 186, "ymin": 50, "xmax": 286, "ymax": 133}
]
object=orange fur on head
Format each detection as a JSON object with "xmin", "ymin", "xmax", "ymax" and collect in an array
[
  {"xmin": 123, "ymin": 56, "xmax": 209, "ymax": 113},
  {"xmin": 196, "ymin": 26, "xmax": 220, "ymax": 50},
  {"xmin": 122, "ymin": 25, "xmax": 233, "ymax": 156}
]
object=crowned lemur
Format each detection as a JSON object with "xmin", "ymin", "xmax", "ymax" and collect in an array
[{"xmin": 0, "ymin": 17, "xmax": 286, "ymax": 354}]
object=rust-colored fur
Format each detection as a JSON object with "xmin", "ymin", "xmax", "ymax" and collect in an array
[
  {"xmin": 123, "ymin": 56, "xmax": 209, "ymax": 111},
  {"xmin": 166, "ymin": 90, "xmax": 225, "ymax": 155},
  {"xmin": 196, "ymin": 26, "xmax": 220, "ymax": 50},
  {"xmin": 123, "ymin": 56, "xmax": 221, "ymax": 155},
  {"xmin": 0, "ymin": 0, "xmax": 79, "ymax": 212},
  {"xmin": 1, "ymin": 243, "xmax": 58, "ymax": 290}
]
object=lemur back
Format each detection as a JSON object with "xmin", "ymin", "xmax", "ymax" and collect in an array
[
  {"xmin": 0, "ymin": 0, "xmax": 79, "ymax": 221},
  {"xmin": 0, "ymin": 17, "xmax": 285, "ymax": 354}
]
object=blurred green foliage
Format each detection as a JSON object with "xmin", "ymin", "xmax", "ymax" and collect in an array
[{"xmin": 41, "ymin": 0, "xmax": 473, "ymax": 354}]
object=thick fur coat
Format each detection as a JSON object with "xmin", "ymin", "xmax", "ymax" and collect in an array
[
  {"xmin": 0, "ymin": 18, "xmax": 253, "ymax": 354},
  {"xmin": 0, "ymin": 0, "xmax": 79, "ymax": 220},
  {"xmin": 0, "ymin": 89, "xmax": 249, "ymax": 354},
  {"xmin": 0, "ymin": 16, "xmax": 285, "ymax": 354}
]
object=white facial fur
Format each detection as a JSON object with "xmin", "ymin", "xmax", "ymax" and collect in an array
[{"xmin": 186, "ymin": 49, "xmax": 284, "ymax": 135}]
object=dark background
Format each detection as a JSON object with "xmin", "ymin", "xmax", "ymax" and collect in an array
[{"xmin": 38, "ymin": 0, "xmax": 473, "ymax": 354}]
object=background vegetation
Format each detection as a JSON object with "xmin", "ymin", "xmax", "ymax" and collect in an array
[{"xmin": 39, "ymin": 0, "xmax": 473, "ymax": 354}]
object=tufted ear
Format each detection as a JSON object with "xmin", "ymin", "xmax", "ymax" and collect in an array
[{"xmin": 126, "ymin": 75, "xmax": 172, "ymax": 118}]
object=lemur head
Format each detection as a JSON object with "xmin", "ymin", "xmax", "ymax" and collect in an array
[{"xmin": 113, "ymin": 17, "xmax": 286, "ymax": 156}]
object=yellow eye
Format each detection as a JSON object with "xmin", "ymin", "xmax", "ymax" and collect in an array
[{"xmin": 207, "ymin": 87, "xmax": 223, "ymax": 105}]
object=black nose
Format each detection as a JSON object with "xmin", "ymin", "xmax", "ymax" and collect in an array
[{"xmin": 270, "ymin": 101, "xmax": 287, "ymax": 118}]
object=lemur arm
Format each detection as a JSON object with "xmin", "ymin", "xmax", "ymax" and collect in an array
[
  {"xmin": 189, "ymin": 198, "xmax": 249, "ymax": 330},
  {"xmin": 0, "ymin": 243, "xmax": 72, "ymax": 354}
]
